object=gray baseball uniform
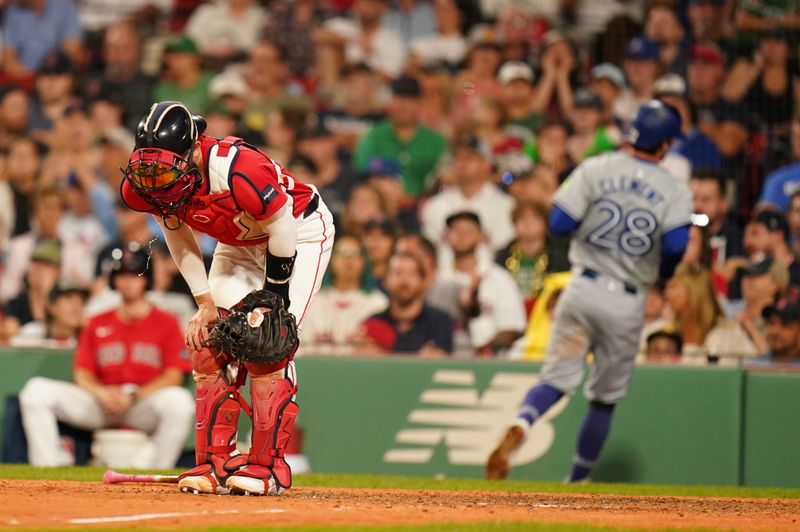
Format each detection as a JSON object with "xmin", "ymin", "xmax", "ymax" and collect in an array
[{"xmin": 541, "ymin": 151, "xmax": 693, "ymax": 402}]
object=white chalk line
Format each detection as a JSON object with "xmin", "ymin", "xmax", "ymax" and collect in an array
[{"xmin": 66, "ymin": 508, "xmax": 286, "ymax": 525}]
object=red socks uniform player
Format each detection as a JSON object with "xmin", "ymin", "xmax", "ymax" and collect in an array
[{"xmin": 120, "ymin": 101, "xmax": 335, "ymax": 495}]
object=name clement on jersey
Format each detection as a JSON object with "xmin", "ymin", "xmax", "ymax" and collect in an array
[{"xmin": 598, "ymin": 175, "xmax": 666, "ymax": 207}]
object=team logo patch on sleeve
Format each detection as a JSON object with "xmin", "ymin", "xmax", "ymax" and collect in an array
[{"xmin": 260, "ymin": 184, "xmax": 278, "ymax": 204}]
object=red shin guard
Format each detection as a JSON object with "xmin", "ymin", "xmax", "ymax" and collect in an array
[{"xmin": 237, "ymin": 375, "xmax": 298, "ymax": 490}]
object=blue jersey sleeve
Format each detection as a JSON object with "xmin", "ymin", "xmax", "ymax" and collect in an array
[
  {"xmin": 659, "ymin": 225, "xmax": 690, "ymax": 279},
  {"xmin": 548, "ymin": 205, "xmax": 580, "ymax": 236}
]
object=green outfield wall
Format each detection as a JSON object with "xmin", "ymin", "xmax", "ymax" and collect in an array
[{"xmin": 0, "ymin": 349, "xmax": 796, "ymax": 487}]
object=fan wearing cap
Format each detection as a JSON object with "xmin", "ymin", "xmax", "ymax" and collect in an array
[
  {"xmin": 655, "ymin": 73, "xmax": 723, "ymax": 172},
  {"xmin": 733, "ymin": 210, "xmax": 800, "ymax": 298},
  {"xmin": 354, "ymin": 76, "xmax": 447, "ymax": 198},
  {"xmin": 154, "ymin": 36, "xmax": 213, "ymax": 115},
  {"xmin": 615, "ymin": 36, "xmax": 662, "ymax": 125},
  {"xmin": 408, "ymin": 0, "xmax": 467, "ymax": 70},
  {"xmin": 18, "ymin": 243, "xmax": 194, "ymax": 468},
  {"xmin": 120, "ymin": 101, "xmax": 335, "ymax": 496},
  {"xmin": 566, "ymin": 88, "xmax": 620, "ymax": 163},
  {"xmin": 11, "ymin": 279, "xmax": 88, "ymax": 348},
  {"xmin": 761, "ymin": 299, "xmax": 800, "ymax": 364},
  {"xmin": 28, "ymin": 53, "xmax": 77, "ymax": 139},
  {"xmin": 687, "ymin": 43, "xmax": 748, "ymax": 159},
  {"xmin": 589, "ymin": 63, "xmax": 626, "ymax": 127},
  {"xmin": 498, "ymin": 61, "xmax": 543, "ymax": 136}
]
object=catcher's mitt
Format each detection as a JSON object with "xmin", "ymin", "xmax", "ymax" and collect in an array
[{"xmin": 207, "ymin": 289, "xmax": 299, "ymax": 365}]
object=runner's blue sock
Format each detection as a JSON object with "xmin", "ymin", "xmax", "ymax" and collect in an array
[
  {"xmin": 569, "ymin": 401, "xmax": 615, "ymax": 482},
  {"xmin": 516, "ymin": 383, "xmax": 563, "ymax": 427}
]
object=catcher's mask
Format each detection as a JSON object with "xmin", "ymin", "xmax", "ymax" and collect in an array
[{"xmin": 122, "ymin": 147, "xmax": 201, "ymax": 227}]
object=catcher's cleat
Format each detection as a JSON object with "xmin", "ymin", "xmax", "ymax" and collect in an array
[
  {"xmin": 178, "ymin": 454, "xmax": 247, "ymax": 495},
  {"xmin": 486, "ymin": 425, "xmax": 525, "ymax": 480},
  {"xmin": 226, "ymin": 465, "xmax": 284, "ymax": 496}
]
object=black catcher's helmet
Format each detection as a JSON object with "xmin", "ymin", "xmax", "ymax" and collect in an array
[{"xmin": 122, "ymin": 101, "xmax": 208, "ymax": 224}]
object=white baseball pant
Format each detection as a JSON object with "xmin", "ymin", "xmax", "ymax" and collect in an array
[{"xmin": 19, "ymin": 377, "xmax": 194, "ymax": 468}]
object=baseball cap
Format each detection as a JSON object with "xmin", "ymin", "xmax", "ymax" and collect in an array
[
  {"xmin": 364, "ymin": 218, "xmax": 398, "ymax": 236},
  {"xmin": 468, "ymin": 24, "xmax": 503, "ymax": 50},
  {"xmin": 39, "ymin": 52, "xmax": 74, "ymax": 76},
  {"xmin": 390, "ymin": 75, "xmax": 421, "ymax": 98},
  {"xmin": 625, "ymin": 36, "xmax": 660, "ymax": 61},
  {"xmin": 30, "ymin": 239, "xmax": 62, "ymax": 266},
  {"xmin": 763, "ymin": 298, "xmax": 800, "ymax": 323},
  {"xmin": 445, "ymin": 210, "xmax": 482, "ymax": 229},
  {"xmin": 209, "ymin": 69, "xmax": 248, "ymax": 100},
  {"xmin": 367, "ymin": 157, "xmax": 402, "ymax": 179},
  {"xmin": 752, "ymin": 209, "xmax": 789, "ymax": 237},
  {"xmin": 453, "ymin": 134, "xmax": 492, "ymax": 160},
  {"xmin": 165, "ymin": 35, "xmax": 199, "ymax": 54},
  {"xmin": 741, "ymin": 255, "xmax": 790, "ymax": 291},
  {"xmin": 654, "ymin": 73, "xmax": 688, "ymax": 97},
  {"xmin": 498, "ymin": 61, "xmax": 534, "ymax": 85},
  {"xmin": 48, "ymin": 279, "xmax": 89, "ymax": 304},
  {"xmin": 689, "ymin": 43, "xmax": 725, "ymax": 65},
  {"xmin": 300, "ymin": 119, "xmax": 333, "ymax": 140},
  {"xmin": 573, "ymin": 89, "xmax": 603, "ymax": 110},
  {"xmin": 591, "ymin": 63, "xmax": 626, "ymax": 89}
]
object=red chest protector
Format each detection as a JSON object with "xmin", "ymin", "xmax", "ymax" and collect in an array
[{"xmin": 121, "ymin": 136, "xmax": 316, "ymax": 247}]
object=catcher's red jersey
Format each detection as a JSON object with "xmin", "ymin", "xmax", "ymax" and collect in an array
[
  {"xmin": 121, "ymin": 135, "xmax": 315, "ymax": 246},
  {"xmin": 74, "ymin": 307, "xmax": 190, "ymax": 386}
]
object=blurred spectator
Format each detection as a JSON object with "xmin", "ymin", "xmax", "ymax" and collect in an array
[
  {"xmin": 643, "ymin": 329, "xmax": 683, "ymax": 364},
  {"xmin": 28, "ymin": 53, "xmax": 78, "ymax": 145},
  {"xmin": 687, "ymin": 43, "xmax": 748, "ymax": 160},
  {"xmin": 498, "ymin": 61, "xmax": 542, "ymax": 137},
  {"xmin": 566, "ymin": 89, "xmax": 619, "ymax": 163},
  {"xmin": 264, "ymin": 105, "xmax": 309, "ymax": 164},
  {"xmin": 1, "ymin": 239, "xmax": 62, "ymax": 333},
  {"xmin": 690, "ymin": 171, "xmax": 745, "ymax": 275},
  {"xmin": 264, "ymin": 0, "xmax": 333, "ymax": 78},
  {"xmin": 93, "ymin": 203, "xmax": 156, "ymax": 289},
  {"xmin": 758, "ymin": 115, "xmax": 800, "ymax": 212},
  {"xmin": 0, "ymin": 85, "xmax": 30, "ymax": 150},
  {"xmin": 422, "ymin": 135, "xmax": 514, "ymax": 251},
  {"xmin": 656, "ymin": 74, "xmax": 723, "ymax": 173},
  {"xmin": 242, "ymin": 39, "xmax": 310, "ymax": 137},
  {"xmin": 359, "ymin": 251, "xmax": 453, "ymax": 355},
  {"xmin": 415, "ymin": 63, "xmax": 456, "ymax": 140},
  {"xmin": 589, "ymin": 63, "xmax": 626, "ymax": 127},
  {"xmin": 408, "ymin": 0, "xmax": 466, "ymax": 71},
  {"xmin": 11, "ymin": 279, "xmax": 88, "ymax": 348},
  {"xmin": 616, "ymin": 36, "xmax": 662, "ymax": 125},
  {"xmin": 361, "ymin": 218, "xmax": 398, "ymax": 289},
  {"xmin": 688, "ymin": 0, "xmax": 729, "ymax": 45},
  {"xmin": 394, "ymin": 232, "xmax": 462, "ymax": 318},
  {"xmin": 355, "ymin": 75, "xmax": 446, "ymax": 198},
  {"xmin": 739, "ymin": 210, "xmax": 800, "ymax": 293},
  {"xmin": 89, "ymin": 21, "xmax": 155, "ymax": 132},
  {"xmin": 523, "ymin": 118, "xmax": 574, "ymax": 183},
  {"xmin": 340, "ymin": 182, "xmax": 392, "ymax": 236},
  {"xmin": 3, "ymin": 137, "xmax": 45, "ymax": 237},
  {"xmin": 736, "ymin": 0, "xmax": 800, "ymax": 35},
  {"xmin": 86, "ymin": 82, "xmax": 135, "ymax": 151},
  {"xmin": 650, "ymin": 263, "xmax": 757, "ymax": 364},
  {"xmin": 298, "ymin": 120, "xmax": 360, "ymax": 220},
  {"xmin": 77, "ymin": 0, "xmax": 173, "ymax": 34},
  {"xmin": 365, "ymin": 158, "xmax": 418, "ymax": 232},
  {"xmin": 441, "ymin": 211, "xmax": 526, "ymax": 356},
  {"xmin": 382, "ymin": 0, "xmax": 436, "ymax": 45},
  {"xmin": 644, "ymin": 4, "xmax": 687, "ymax": 77},
  {"xmin": 18, "ymin": 245, "xmax": 193, "ymax": 468},
  {"xmin": 300, "ymin": 234, "xmax": 388, "ymax": 354},
  {"xmin": 1, "ymin": 0, "xmax": 83, "ymax": 78},
  {"xmin": 495, "ymin": 201, "xmax": 551, "ymax": 314},
  {"xmin": 452, "ymin": 25, "xmax": 503, "ymax": 120},
  {"xmin": 467, "ymin": 94, "xmax": 526, "ymax": 168},
  {"xmin": 1, "ymin": 186, "xmax": 84, "ymax": 304},
  {"xmin": 185, "ymin": 0, "xmax": 266, "ymax": 62},
  {"xmin": 320, "ymin": 0, "xmax": 407, "ymax": 79},
  {"xmin": 761, "ymin": 299, "xmax": 800, "ymax": 364},
  {"xmin": 530, "ymin": 32, "xmax": 579, "ymax": 118},
  {"xmin": 727, "ymin": 255, "xmax": 789, "ymax": 356},
  {"xmin": 788, "ymin": 191, "xmax": 800, "ymax": 253},
  {"xmin": 319, "ymin": 63, "xmax": 385, "ymax": 152},
  {"xmin": 723, "ymin": 28, "xmax": 796, "ymax": 141},
  {"xmin": 154, "ymin": 35, "xmax": 212, "ymax": 114}
]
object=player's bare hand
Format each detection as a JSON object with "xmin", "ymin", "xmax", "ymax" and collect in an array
[
  {"xmin": 97, "ymin": 387, "xmax": 132, "ymax": 415},
  {"xmin": 187, "ymin": 301, "xmax": 219, "ymax": 351}
]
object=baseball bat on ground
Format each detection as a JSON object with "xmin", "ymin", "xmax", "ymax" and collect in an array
[{"xmin": 103, "ymin": 469, "xmax": 180, "ymax": 484}]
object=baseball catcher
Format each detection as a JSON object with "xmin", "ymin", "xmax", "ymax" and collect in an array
[{"xmin": 120, "ymin": 101, "xmax": 335, "ymax": 495}]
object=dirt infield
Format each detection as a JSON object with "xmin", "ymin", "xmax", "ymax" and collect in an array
[{"xmin": 1, "ymin": 479, "xmax": 799, "ymax": 530}]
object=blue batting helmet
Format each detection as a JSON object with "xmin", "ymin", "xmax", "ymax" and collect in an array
[{"xmin": 624, "ymin": 100, "xmax": 682, "ymax": 150}]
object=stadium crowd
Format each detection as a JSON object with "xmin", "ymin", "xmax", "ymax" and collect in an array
[{"xmin": 2, "ymin": 0, "xmax": 800, "ymax": 368}]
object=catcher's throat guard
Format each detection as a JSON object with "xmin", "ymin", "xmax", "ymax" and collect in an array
[{"xmin": 207, "ymin": 289, "xmax": 299, "ymax": 365}]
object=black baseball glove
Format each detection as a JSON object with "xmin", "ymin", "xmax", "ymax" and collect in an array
[{"xmin": 207, "ymin": 289, "xmax": 299, "ymax": 365}]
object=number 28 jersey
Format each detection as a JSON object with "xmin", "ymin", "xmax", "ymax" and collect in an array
[{"xmin": 553, "ymin": 151, "xmax": 693, "ymax": 289}]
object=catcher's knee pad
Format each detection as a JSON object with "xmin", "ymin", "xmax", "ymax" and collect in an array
[
  {"xmin": 194, "ymin": 372, "xmax": 243, "ymax": 466},
  {"xmin": 246, "ymin": 375, "xmax": 298, "ymax": 490}
]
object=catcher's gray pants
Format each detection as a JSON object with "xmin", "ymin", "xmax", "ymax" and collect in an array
[
  {"xmin": 540, "ymin": 270, "xmax": 646, "ymax": 404},
  {"xmin": 18, "ymin": 377, "xmax": 193, "ymax": 467}
]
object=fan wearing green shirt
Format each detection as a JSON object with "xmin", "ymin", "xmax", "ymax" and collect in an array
[
  {"xmin": 154, "ymin": 35, "xmax": 213, "ymax": 115},
  {"xmin": 354, "ymin": 75, "xmax": 447, "ymax": 198}
]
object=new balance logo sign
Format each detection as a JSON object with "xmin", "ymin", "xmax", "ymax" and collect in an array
[{"xmin": 383, "ymin": 370, "xmax": 568, "ymax": 467}]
